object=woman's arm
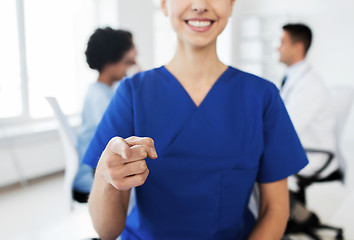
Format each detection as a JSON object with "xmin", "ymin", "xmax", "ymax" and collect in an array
[
  {"xmin": 89, "ymin": 176, "xmax": 130, "ymax": 240},
  {"xmin": 248, "ymin": 178, "xmax": 289, "ymax": 240},
  {"xmin": 88, "ymin": 137, "xmax": 158, "ymax": 240}
]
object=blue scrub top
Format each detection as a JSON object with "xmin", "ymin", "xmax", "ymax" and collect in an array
[{"xmin": 82, "ymin": 66, "xmax": 308, "ymax": 240}]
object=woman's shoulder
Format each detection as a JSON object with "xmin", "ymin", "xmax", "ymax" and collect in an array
[
  {"xmin": 124, "ymin": 66, "xmax": 165, "ymax": 82},
  {"xmin": 228, "ymin": 66, "xmax": 279, "ymax": 94},
  {"xmin": 85, "ymin": 82, "xmax": 113, "ymax": 101},
  {"xmin": 118, "ymin": 66, "xmax": 166, "ymax": 91}
]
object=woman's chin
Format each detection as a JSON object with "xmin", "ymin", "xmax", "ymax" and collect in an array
[{"xmin": 179, "ymin": 37, "xmax": 216, "ymax": 49}]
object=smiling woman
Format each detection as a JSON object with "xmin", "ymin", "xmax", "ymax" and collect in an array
[{"xmin": 83, "ymin": 1, "xmax": 308, "ymax": 240}]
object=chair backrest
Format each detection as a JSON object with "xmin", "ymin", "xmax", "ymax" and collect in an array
[
  {"xmin": 329, "ymin": 86, "xmax": 354, "ymax": 183},
  {"xmin": 45, "ymin": 97, "xmax": 79, "ymax": 210}
]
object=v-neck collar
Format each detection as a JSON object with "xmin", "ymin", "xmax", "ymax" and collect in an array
[{"xmin": 159, "ymin": 66, "xmax": 231, "ymax": 108}]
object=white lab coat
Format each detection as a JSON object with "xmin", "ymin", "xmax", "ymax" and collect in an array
[{"xmin": 280, "ymin": 60, "xmax": 337, "ymax": 178}]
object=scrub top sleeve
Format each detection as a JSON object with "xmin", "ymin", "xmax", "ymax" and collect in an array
[
  {"xmin": 257, "ymin": 85, "xmax": 308, "ymax": 183},
  {"xmin": 81, "ymin": 78, "xmax": 135, "ymax": 169}
]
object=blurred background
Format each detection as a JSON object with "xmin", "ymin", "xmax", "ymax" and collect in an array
[{"xmin": 0, "ymin": 0, "xmax": 353, "ymax": 239}]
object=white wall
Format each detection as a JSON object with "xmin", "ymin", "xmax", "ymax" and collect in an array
[
  {"xmin": 0, "ymin": 130, "xmax": 64, "ymax": 187},
  {"xmin": 117, "ymin": 0, "xmax": 155, "ymax": 70}
]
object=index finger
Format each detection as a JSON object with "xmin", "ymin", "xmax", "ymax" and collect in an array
[
  {"xmin": 108, "ymin": 137, "xmax": 131, "ymax": 160},
  {"xmin": 125, "ymin": 136, "xmax": 158, "ymax": 159}
]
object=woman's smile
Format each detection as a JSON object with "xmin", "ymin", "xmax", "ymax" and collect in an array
[{"xmin": 184, "ymin": 18, "xmax": 215, "ymax": 32}]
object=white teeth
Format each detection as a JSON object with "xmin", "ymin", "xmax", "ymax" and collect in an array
[{"xmin": 187, "ymin": 20, "xmax": 212, "ymax": 27}]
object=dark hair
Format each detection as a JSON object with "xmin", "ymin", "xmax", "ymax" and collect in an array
[
  {"xmin": 85, "ymin": 27, "xmax": 133, "ymax": 72},
  {"xmin": 283, "ymin": 23, "xmax": 312, "ymax": 55}
]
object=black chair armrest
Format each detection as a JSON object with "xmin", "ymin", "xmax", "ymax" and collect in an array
[
  {"xmin": 295, "ymin": 148, "xmax": 334, "ymax": 189},
  {"xmin": 294, "ymin": 149, "xmax": 338, "ymax": 204},
  {"xmin": 304, "ymin": 148, "xmax": 335, "ymax": 179},
  {"xmin": 295, "ymin": 149, "xmax": 334, "ymax": 188}
]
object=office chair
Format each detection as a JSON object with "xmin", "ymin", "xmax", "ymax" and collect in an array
[
  {"xmin": 285, "ymin": 86, "xmax": 354, "ymax": 240},
  {"xmin": 46, "ymin": 96, "xmax": 79, "ymax": 210},
  {"xmin": 46, "ymin": 97, "xmax": 101, "ymax": 240}
]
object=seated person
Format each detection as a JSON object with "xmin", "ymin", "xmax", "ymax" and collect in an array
[
  {"xmin": 278, "ymin": 23, "xmax": 338, "ymax": 233},
  {"xmin": 278, "ymin": 23, "xmax": 337, "ymax": 184},
  {"xmin": 73, "ymin": 27, "xmax": 137, "ymax": 202}
]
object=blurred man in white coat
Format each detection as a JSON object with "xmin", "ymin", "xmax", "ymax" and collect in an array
[{"xmin": 278, "ymin": 23, "xmax": 337, "ymax": 183}]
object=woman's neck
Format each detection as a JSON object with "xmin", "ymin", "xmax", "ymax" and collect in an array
[
  {"xmin": 98, "ymin": 72, "xmax": 113, "ymax": 87},
  {"xmin": 165, "ymin": 39, "xmax": 228, "ymax": 107},
  {"xmin": 166, "ymin": 39, "xmax": 227, "ymax": 85}
]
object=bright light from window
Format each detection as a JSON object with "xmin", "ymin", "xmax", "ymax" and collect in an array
[
  {"xmin": 153, "ymin": 10, "xmax": 176, "ymax": 67},
  {"xmin": 153, "ymin": 0, "xmax": 161, "ymax": 7},
  {"xmin": 24, "ymin": 0, "xmax": 97, "ymax": 118},
  {"xmin": 217, "ymin": 19, "xmax": 233, "ymax": 65},
  {"xmin": 0, "ymin": 0, "xmax": 22, "ymax": 118}
]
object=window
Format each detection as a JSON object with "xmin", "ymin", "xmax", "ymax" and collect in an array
[
  {"xmin": 0, "ymin": 0, "xmax": 118, "ymax": 123},
  {"xmin": 24, "ymin": 0, "xmax": 97, "ymax": 119}
]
